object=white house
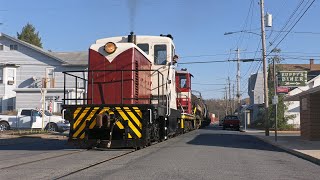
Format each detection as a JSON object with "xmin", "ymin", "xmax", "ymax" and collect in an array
[
  {"xmin": 0, "ymin": 33, "xmax": 88, "ymax": 113},
  {"xmin": 286, "ymin": 74, "xmax": 320, "ymax": 128}
]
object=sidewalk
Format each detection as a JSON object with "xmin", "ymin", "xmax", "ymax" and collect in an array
[{"xmin": 241, "ymin": 128, "xmax": 320, "ymax": 165}]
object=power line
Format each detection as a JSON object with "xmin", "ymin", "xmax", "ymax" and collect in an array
[
  {"xmin": 234, "ymin": 0, "xmax": 254, "ymax": 49},
  {"xmin": 267, "ymin": 0, "xmax": 316, "ymax": 56},
  {"xmin": 179, "ymin": 53, "xmax": 232, "ymax": 58},
  {"xmin": 179, "ymin": 59, "xmax": 261, "ymax": 64},
  {"xmin": 268, "ymin": 0, "xmax": 305, "ymax": 47},
  {"xmin": 192, "ymin": 83, "xmax": 226, "ymax": 85},
  {"xmin": 268, "ymin": 30, "xmax": 320, "ymax": 35},
  {"xmin": 179, "ymin": 60, "xmax": 228, "ymax": 64}
]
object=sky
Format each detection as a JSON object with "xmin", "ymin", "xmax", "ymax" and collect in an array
[{"xmin": 0, "ymin": 0, "xmax": 319, "ymax": 99}]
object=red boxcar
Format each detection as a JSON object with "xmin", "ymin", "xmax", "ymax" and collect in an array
[{"xmin": 87, "ymin": 46, "xmax": 151, "ymax": 104}]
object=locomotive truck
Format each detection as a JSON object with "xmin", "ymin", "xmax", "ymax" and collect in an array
[{"xmin": 62, "ymin": 32, "xmax": 209, "ymax": 149}]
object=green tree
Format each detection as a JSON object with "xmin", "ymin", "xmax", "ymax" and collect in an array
[
  {"xmin": 267, "ymin": 48, "xmax": 295, "ymax": 130},
  {"xmin": 17, "ymin": 23, "xmax": 43, "ymax": 48}
]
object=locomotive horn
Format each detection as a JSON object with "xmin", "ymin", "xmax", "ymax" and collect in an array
[{"xmin": 128, "ymin": 31, "xmax": 136, "ymax": 44}]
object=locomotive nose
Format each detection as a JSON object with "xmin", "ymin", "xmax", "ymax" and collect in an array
[{"xmin": 128, "ymin": 31, "xmax": 136, "ymax": 44}]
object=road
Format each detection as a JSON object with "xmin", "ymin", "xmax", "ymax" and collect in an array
[{"xmin": 1, "ymin": 126, "xmax": 319, "ymax": 179}]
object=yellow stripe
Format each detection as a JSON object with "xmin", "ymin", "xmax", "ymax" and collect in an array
[
  {"xmin": 73, "ymin": 107, "xmax": 99, "ymax": 138},
  {"xmin": 127, "ymin": 120, "xmax": 141, "ymax": 138},
  {"xmin": 116, "ymin": 107, "xmax": 141, "ymax": 138},
  {"xmin": 88, "ymin": 107, "xmax": 110, "ymax": 130},
  {"xmin": 128, "ymin": 133, "xmax": 132, "ymax": 138},
  {"xmin": 116, "ymin": 121, "xmax": 124, "ymax": 129},
  {"xmin": 80, "ymin": 133, "xmax": 85, "ymax": 139},
  {"xmin": 124, "ymin": 107, "xmax": 142, "ymax": 129},
  {"xmin": 181, "ymin": 114, "xmax": 195, "ymax": 120},
  {"xmin": 73, "ymin": 107, "xmax": 91, "ymax": 129},
  {"xmin": 133, "ymin": 107, "xmax": 142, "ymax": 118},
  {"xmin": 73, "ymin": 107, "xmax": 82, "ymax": 119},
  {"xmin": 127, "ymin": 111, "xmax": 142, "ymax": 129},
  {"xmin": 99, "ymin": 107, "xmax": 110, "ymax": 115},
  {"xmin": 89, "ymin": 121, "xmax": 96, "ymax": 129},
  {"xmin": 181, "ymin": 119, "xmax": 184, "ymax": 129}
]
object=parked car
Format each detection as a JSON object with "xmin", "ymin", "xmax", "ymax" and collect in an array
[
  {"xmin": 222, "ymin": 115, "xmax": 240, "ymax": 131},
  {"xmin": 0, "ymin": 108, "xmax": 69, "ymax": 132}
]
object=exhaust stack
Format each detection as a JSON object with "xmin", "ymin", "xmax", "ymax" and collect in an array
[{"xmin": 128, "ymin": 31, "xmax": 136, "ymax": 44}]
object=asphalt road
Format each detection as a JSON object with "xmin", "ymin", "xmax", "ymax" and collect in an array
[
  {"xmin": 1, "ymin": 126, "xmax": 319, "ymax": 179},
  {"xmin": 65, "ymin": 126, "xmax": 320, "ymax": 180}
]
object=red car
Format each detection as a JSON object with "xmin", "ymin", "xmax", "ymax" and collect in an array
[{"xmin": 222, "ymin": 115, "xmax": 240, "ymax": 131}]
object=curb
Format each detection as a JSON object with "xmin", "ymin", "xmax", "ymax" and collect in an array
[{"xmin": 251, "ymin": 134, "xmax": 320, "ymax": 166}]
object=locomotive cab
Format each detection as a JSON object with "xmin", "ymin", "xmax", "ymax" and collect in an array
[{"xmin": 176, "ymin": 70, "xmax": 192, "ymax": 114}]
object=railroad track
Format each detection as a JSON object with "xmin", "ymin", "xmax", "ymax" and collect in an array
[
  {"xmin": 0, "ymin": 149, "xmax": 86, "ymax": 170},
  {"xmin": 52, "ymin": 132, "xmax": 195, "ymax": 179},
  {"xmin": 1, "ymin": 132, "xmax": 190, "ymax": 179},
  {"xmin": 53, "ymin": 149, "xmax": 135, "ymax": 179}
]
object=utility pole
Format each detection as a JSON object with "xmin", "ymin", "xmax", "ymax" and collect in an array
[
  {"xmin": 260, "ymin": 0, "xmax": 269, "ymax": 136},
  {"xmin": 236, "ymin": 48, "xmax": 241, "ymax": 116},
  {"xmin": 273, "ymin": 58, "xmax": 278, "ymax": 141},
  {"xmin": 224, "ymin": 87, "xmax": 228, "ymax": 116},
  {"xmin": 228, "ymin": 76, "xmax": 231, "ymax": 115},
  {"xmin": 232, "ymin": 84, "xmax": 235, "ymax": 114}
]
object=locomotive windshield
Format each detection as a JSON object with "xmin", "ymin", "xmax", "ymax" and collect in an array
[
  {"xmin": 154, "ymin": 44, "xmax": 167, "ymax": 65},
  {"xmin": 137, "ymin": 43, "xmax": 149, "ymax": 54},
  {"xmin": 179, "ymin": 75, "xmax": 187, "ymax": 88}
]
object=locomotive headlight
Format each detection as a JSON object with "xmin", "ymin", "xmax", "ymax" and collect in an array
[{"xmin": 104, "ymin": 42, "xmax": 117, "ymax": 54}]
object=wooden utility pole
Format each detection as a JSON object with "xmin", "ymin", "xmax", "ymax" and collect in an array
[
  {"xmin": 232, "ymin": 84, "xmax": 235, "ymax": 114},
  {"xmin": 260, "ymin": 0, "xmax": 269, "ymax": 136},
  {"xmin": 228, "ymin": 76, "xmax": 231, "ymax": 115},
  {"xmin": 225, "ymin": 87, "xmax": 228, "ymax": 116}
]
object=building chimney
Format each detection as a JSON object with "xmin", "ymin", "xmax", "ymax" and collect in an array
[{"xmin": 310, "ymin": 59, "xmax": 314, "ymax": 70}]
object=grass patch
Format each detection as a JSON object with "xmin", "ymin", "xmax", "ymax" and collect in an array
[{"xmin": 2, "ymin": 129, "xmax": 54, "ymax": 136}]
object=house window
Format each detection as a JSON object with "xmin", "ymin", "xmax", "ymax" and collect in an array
[
  {"xmin": 154, "ymin": 44, "xmax": 167, "ymax": 65},
  {"xmin": 46, "ymin": 68, "xmax": 54, "ymax": 79},
  {"xmin": 7, "ymin": 69, "xmax": 15, "ymax": 85},
  {"xmin": 10, "ymin": 45, "xmax": 18, "ymax": 50},
  {"xmin": 0, "ymin": 45, "xmax": 3, "ymax": 51},
  {"xmin": 44, "ymin": 68, "xmax": 55, "ymax": 88}
]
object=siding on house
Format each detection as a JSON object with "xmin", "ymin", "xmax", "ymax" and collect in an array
[
  {"xmin": 299, "ymin": 93, "xmax": 320, "ymax": 140},
  {"xmin": 286, "ymin": 74, "xmax": 320, "ymax": 128},
  {"xmin": 247, "ymin": 72, "xmax": 265, "ymax": 123},
  {"xmin": 0, "ymin": 33, "xmax": 87, "ymax": 113}
]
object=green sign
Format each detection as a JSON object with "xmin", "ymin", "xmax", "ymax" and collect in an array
[{"xmin": 278, "ymin": 71, "xmax": 307, "ymax": 87}]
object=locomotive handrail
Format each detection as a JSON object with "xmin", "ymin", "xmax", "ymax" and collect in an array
[{"xmin": 62, "ymin": 69, "xmax": 167, "ymax": 106}]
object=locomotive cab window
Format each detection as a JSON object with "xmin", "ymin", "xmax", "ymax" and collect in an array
[
  {"xmin": 137, "ymin": 43, "xmax": 149, "ymax": 54},
  {"xmin": 154, "ymin": 44, "xmax": 167, "ymax": 65},
  {"xmin": 179, "ymin": 75, "xmax": 187, "ymax": 88}
]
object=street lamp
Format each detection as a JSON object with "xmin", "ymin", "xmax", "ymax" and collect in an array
[{"xmin": 224, "ymin": 31, "xmax": 260, "ymax": 36}]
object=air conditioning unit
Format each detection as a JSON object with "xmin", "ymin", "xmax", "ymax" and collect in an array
[{"xmin": 7, "ymin": 80, "xmax": 14, "ymax": 85}]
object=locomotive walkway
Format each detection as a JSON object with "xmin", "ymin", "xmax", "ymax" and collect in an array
[{"xmin": 241, "ymin": 128, "xmax": 320, "ymax": 165}]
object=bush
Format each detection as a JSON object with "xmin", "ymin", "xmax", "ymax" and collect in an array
[{"xmin": 0, "ymin": 110, "xmax": 18, "ymax": 115}]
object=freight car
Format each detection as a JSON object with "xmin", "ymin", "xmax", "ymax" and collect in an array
[{"xmin": 62, "ymin": 32, "xmax": 208, "ymax": 149}]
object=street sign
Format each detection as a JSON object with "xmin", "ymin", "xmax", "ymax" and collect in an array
[
  {"xmin": 276, "ymin": 86, "xmax": 289, "ymax": 94},
  {"xmin": 272, "ymin": 95, "xmax": 278, "ymax": 105},
  {"xmin": 278, "ymin": 71, "xmax": 307, "ymax": 87}
]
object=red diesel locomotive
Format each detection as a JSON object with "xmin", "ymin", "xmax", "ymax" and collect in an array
[{"xmin": 62, "ymin": 32, "xmax": 208, "ymax": 149}]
